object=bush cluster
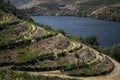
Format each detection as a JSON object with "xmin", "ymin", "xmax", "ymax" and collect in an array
[
  {"xmin": 35, "ymin": 33, "xmax": 58, "ymax": 41},
  {"xmin": 0, "ymin": 39, "xmax": 31, "ymax": 50},
  {"xmin": 102, "ymin": 44, "xmax": 120, "ymax": 62},
  {"xmin": 66, "ymin": 67, "xmax": 114, "ymax": 77},
  {"xmin": 0, "ymin": 70, "xmax": 77, "ymax": 80},
  {"xmin": 57, "ymin": 51, "xmax": 67, "ymax": 57},
  {"xmin": 0, "ymin": 61, "xmax": 13, "ymax": 67},
  {"xmin": 0, "ymin": 21, "xmax": 20, "ymax": 31},
  {"xmin": 14, "ymin": 53, "xmax": 55, "ymax": 66},
  {"xmin": 63, "ymin": 63, "xmax": 89, "ymax": 71}
]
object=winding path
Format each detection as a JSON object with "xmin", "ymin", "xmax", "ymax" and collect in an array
[
  {"xmin": 28, "ymin": 55, "xmax": 120, "ymax": 80},
  {"xmin": 28, "ymin": 44, "xmax": 120, "ymax": 80}
]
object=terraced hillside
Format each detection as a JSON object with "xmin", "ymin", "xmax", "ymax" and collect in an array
[
  {"xmin": 0, "ymin": 0, "xmax": 120, "ymax": 80},
  {"xmin": 5, "ymin": 0, "xmax": 120, "ymax": 21},
  {"xmin": 4, "ymin": 0, "xmax": 32, "ymax": 7}
]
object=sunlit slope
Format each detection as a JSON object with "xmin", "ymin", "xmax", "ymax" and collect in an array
[
  {"xmin": 0, "ymin": 0, "xmax": 120, "ymax": 80},
  {"xmin": 5, "ymin": 0, "xmax": 120, "ymax": 21}
]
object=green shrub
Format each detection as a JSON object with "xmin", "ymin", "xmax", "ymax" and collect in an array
[
  {"xmin": 63, "ymin": 62, "xmax": 89, "ymax": 71},
  {"xmin": 84, "ymin": 35, "xmax": 99, "ymax": 47},
  {"xmin": 68, "ymin": 35, "xmax": 81, "ymax": 42},
  {"xmin": 64, "ymin": 59, "xmax": 114, "ymax": 77},
  {"xmin": 14, "ymin": 53, "xmax": 55, "ymax": 66},
  {"xmin": 35, "ymin": 33, "xmax": 58, "ymax": 41},
  {"xmin": 0, "ymin": 70, "xmax": 77, "ymax": 80},
  {"xmin": 0, "ymin": 21, "xmax": 20, "ymax": 31},
  {"xmin": 0, "ymin": 61, "xmax": 13, "ymax": 67},
  {"xmin": 55, "ymin": 29, "xmax": 66, "ymax": 35},
  {"xmin": 0, "ymin": 39, "xmax": 31, "ymax": 50},
  {"xmin": 101, "ymin": 44, "xmax": 120, "ymax": 62},
  {"xmin": 57, "ymin": 51, "xmax": 67, "ymax": 57}
]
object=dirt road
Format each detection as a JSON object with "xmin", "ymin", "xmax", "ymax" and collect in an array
[{"xmin": 28, "ymin": 44, "xmax": 120, "ymax": 80}]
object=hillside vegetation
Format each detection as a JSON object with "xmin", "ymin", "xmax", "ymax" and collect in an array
[
  {"xmin": 0, "ymin": 0, "xmax": 120, "ymax": 80},
  {"xmin": 4, "ymin": 0, "xmax": 32, "ymax": 7},
  {"xmin": 5, "ymin": 0, "xmax": 120, "ymax": 21}
]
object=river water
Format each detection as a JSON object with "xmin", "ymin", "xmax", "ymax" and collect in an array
[{"xmin": 31, "ymin": 16, "xmax": 120, "ymax": 47}]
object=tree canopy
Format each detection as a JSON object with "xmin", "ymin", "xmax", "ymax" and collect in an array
[
  {"xmin": 84, "ymin": 35, "xmax": 99, "ymax": 47},
  {"xmin": 102, "ymin": 44, "xmax": 120, "ymax": 62}
]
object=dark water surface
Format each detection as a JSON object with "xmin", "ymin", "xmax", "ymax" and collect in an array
[{"xmin": 31, "ymin": 16, "xmax": 120, "ymax": 48}]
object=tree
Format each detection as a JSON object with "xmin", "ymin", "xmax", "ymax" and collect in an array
[
  {"xmin": 55, "ymin": 29, "xmax": 66, "ymax": 35},
  {"xmin": 102, "ymin": 44, "xmax": 120, "ymax": 62},
  {"xmin": 111, "ymin": 44, "xmax": 120, "ymax": 62},
  {"xmin": 101, "ymin": 47, "xmax": 111, "ymax": 56},
  {"xmin": 68, "ymin": 34, "xmax": 80, "ymax": 41},
  {"xmin": 84, "ymin": 35, "xmax": 99, "ymax": 47},
  {"xmin": 7, "ymin": 1, "xmax": 11, "ymax": 5}
]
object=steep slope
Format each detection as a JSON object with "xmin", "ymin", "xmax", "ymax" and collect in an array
[
  {"xmin": 18, "ymin": 0, "xmax": 89, "ymax": 16},
  {"xmin": 18, "ymin": 0, "xmax": 58, "ymax": 9},
  {"xmin": 6, "ymin": 0, "xmax": 120, "ymax": 21},
  {"xmin": 0, "ymin": 0, "xmax": 120, "ymax": 80},
  {"xmin": 75, "ymin": 0, "xmax": 120, "ymax": 21},
  {"xmin": 4, "ymin": 0, "xmax": 32, "ymax": 7}
]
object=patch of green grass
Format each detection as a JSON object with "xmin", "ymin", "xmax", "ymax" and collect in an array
[
  {"xmin": 15, "ymin": 53, "xmax": 36, "ymax": 64},
  {"xmin": 14, "ymin": 53, "xmax": 55, "ymax": 65}
]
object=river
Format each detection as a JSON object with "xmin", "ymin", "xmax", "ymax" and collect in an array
[{"xmin": 31, "ymin": 16, "xmax": 120, "ymax": 47}]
